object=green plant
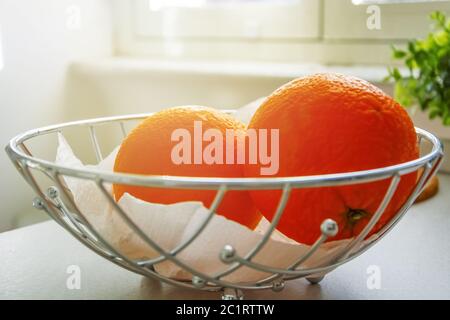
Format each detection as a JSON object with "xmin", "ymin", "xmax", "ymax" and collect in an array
[{"xmin": 386, "ymin": 11, "xmax": 450, "ymax": 125}]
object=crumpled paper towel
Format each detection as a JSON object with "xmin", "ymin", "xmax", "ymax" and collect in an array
[{"xmin": 54, "ymin": 99, "xmax": 372, "ymax": 283}]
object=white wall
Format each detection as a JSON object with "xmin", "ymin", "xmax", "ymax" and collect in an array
[{"xmin": 0, "ymin": 0, "xmax": 112, "ymax": 231}]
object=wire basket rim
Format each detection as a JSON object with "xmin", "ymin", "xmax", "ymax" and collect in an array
[{"xmin": 5, "ymin": 112, "xmax": 444, "ymax": 190}]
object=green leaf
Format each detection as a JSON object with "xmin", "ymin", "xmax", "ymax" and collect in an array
[
  {"xmin": 382, "ymin": 75, "xmax": 392, "ymax": 83},
  {"xmin": 430, "ymin": 11, "xmax": 442, "ymax": 22},
  {"xmin": 443, "ymin": 114, "xmax": 450, "ymax": 126},
  {"xmin": 408, "ymin": 41, "xmax": 417, "ymax": 54},
  {"xmin": 394, "ymin": 50, "xmax": 407, "ymax": 59},
  {"xmin": 417, "ymin": 37, "xmax": 433, "ymax": 52},
  {"xmin": 429, "ymin": 109, "xmax": 441, "ymax": 120},
  {"xmin": 392, "ymin": 67, "xmax": 402, "ymax": 81},
  {"xmin": 437, "ymin": 47, "xmax": 448, "ymax": 59},
  {"xmin": 405, "ymin": 57, "xmax": 418, "ymax": 71},
  {"xmin": 428, "ymin": 102, "xmax": 443, "ymax": 120},
  {"xmin": 431, "ymin": 11, "xmax": 446, "ymax": 28},
  {"xmin": 391, "ymin": 45, "xmax": 407, "ymax": 59},
  {"xmin": 434, "ymin": 30, "xmax": 449, "ymax": 46},
  {"xmin": 395, "ymin": 80, "xmax": 414, "ymax": 107}
]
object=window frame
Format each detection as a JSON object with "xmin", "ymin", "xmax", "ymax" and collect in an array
[{"xmin": 112, "ymin": 0, "xmax": 450, "ymax": 64}]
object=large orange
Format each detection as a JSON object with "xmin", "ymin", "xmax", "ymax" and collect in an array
[
  {"xmin": 244, "ymin": 73, "xmax": 419, "ymax": 244},
  {"xmin": 113, "ymin": 106, "xmax": 262, "ymax": 229}
]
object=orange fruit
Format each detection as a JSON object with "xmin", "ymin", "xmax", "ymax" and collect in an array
[
  {"xmin": 113, "ymin": 106, "xmax": 262, "ymax": 229},
  {"xmin": 244, "ymin": 73, "xmax": 419, "ymax": 244}
]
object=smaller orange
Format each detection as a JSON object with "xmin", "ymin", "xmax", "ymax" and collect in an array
[{"xmin": 113, "ymin": 106, "xmax": 262, "ymax": 230}]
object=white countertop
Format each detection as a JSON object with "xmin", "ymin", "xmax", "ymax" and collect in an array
[{"xmin": 1, "ymin": 174, "xmax": 449, "ymax": 300}]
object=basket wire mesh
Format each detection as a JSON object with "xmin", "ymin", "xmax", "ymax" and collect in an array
[{"xmin": 5, "ymin": 112, "xmax": 444, "ymax": 299}]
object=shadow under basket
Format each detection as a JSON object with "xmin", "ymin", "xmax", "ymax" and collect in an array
[{"xmin": 5, "ymin": 112, "xmax": 444, "ymax": 300}]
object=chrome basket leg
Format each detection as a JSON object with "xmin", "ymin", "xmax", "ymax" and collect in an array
[
  {"xmin": 222, "ymin": 288, "xmax": 244, "ymax": 300},
  {"xmin": 306, "ymin": 276, "xmax": 325, "ymax": 285}
]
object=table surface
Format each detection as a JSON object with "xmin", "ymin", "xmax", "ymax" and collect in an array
[{"xmin": 1, "ymin": 174, "xmax": 449, "ymax": 300}]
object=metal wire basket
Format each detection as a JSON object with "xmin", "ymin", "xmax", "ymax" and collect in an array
[{"xmin": 5, "ymin": 112, "xmax": 444, "ymax": 300}]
